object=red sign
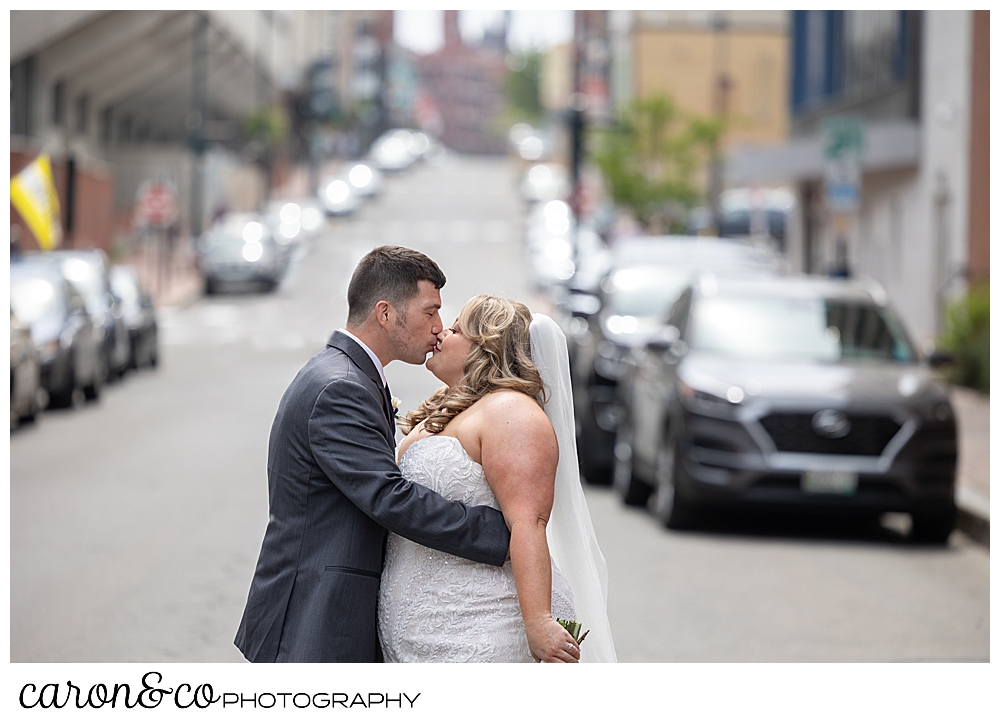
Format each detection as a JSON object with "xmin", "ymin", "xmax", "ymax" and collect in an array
[{"xmin": 135, "ymin": 181, "xmax": 178, "ymax": 229}]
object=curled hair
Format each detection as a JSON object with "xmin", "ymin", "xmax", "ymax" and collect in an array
[{"xmin": 399, "ymin": 296, "xmax": 546, "ymax": 435}]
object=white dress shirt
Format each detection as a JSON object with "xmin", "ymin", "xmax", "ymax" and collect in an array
[{"xmin": 339, "ymin": 328, "xmax": 387, "ymax": 389}]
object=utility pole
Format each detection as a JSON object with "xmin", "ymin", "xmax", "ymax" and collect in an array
[
  {"xmin": 189, "ymin": 11, "xmax": 208, "ymax": 239},
  {"xmin": 708, "ymin": 11, "xmax": 730, "ymax": 234},
  {"xmin": 568, "ymin": 11, "xmax": 587, "ymax": 264}
]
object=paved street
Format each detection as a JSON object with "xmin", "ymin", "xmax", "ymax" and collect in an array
[{"xmin": 10, "ymin": 155, "xmax": 989, "ymax": 663}]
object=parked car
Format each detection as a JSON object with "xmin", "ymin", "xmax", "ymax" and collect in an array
[
  {"xmin": 520, "ymin": 163, "xmax": 570, "ymax": 203},
  {"xmin": 370, "ymin": 128, "xmax": 420, "ymax": 171},
  {"xmin": 568, "ymin": 237, "xmax": 784, "ymax": 485},
  {"xmin": 345, "ymin": 162, "xmax": 383, "ymax": 198},
  {"xmin": 264, "ymin": 197, "xmax": 326, "ymax": 246},
  {"xmin": 10, "ymin": 310, "xmax": 42, "ymax": 428},
  {"xmin": 109, "ymin": 265, "xmax": 159, "ymax": 369},
  {"xmin": 319, "ymin": 176, "xmax": 363, "ymax": 216},
  {"xmin": 197, "ymin": 215, "xmax": 285, "ymax": 294},
  {"xmin": 616, "ymin": 274, "xmax": 957, "ymax": 544},
  {"xmin": 10, "ymin": 263, "xmax": 103, "ymax": 407},
  {"xmin": 14, "ymin": 250, "xmax": 129, "ymax": 382}
]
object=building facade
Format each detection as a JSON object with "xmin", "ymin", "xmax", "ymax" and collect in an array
[
  {"xmin": 10, "ymin": 10, "xmax": 333, "ymax": 252},
  {"xmin": 413, "ymin": 10, "xmax": 507, "ymax": 154},
  {"xmin": 727, "ymin": 10, "xmax": 988, "ymax": 345},
  {"xmin": 609, "ymin": 10, "xmax": 790, "ymax": 150}
]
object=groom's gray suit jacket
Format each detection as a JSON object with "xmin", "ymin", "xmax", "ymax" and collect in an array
[{"xmin": 234, "ymin": 331, "xmax": 511, "ymax": 662}]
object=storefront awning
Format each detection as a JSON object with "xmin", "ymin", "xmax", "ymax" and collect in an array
[{"xmin": 725, "ymin": 119, "xmax": 921, "ymax": 186}]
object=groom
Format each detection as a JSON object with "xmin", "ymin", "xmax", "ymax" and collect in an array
[{"xmin": 235, "ymin": 245, "xmax": 511, "ymax": 662}]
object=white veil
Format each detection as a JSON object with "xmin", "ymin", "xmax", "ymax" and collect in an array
[{"xmin": 530, "ymin": 314, "xmax": 617, "ymax": 663}]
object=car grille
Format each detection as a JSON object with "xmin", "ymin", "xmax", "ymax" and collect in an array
[{"xmin": 758, "ymin": 413, "xmax": 902, "ymax": 456}]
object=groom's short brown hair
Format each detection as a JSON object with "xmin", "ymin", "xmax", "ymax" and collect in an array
[{"xmin": 347, "ymin": 245, "xmax": 447, "ymax": 325}]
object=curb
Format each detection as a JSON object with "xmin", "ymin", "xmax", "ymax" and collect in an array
[{"xmin": 955, "ymin": 488, "xmax": 989, "ymax": 547}]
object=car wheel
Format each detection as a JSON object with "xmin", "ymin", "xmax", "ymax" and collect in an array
[
  {"xmin": 578, "ymin": 418, "xmax": 612, "ymax": 486},
  {"xmin": 910, "ymin": 505, "xmax": 956, "ymax": 545},
  {"xmin": 612, "ymin": 425, "xmax": 653, "ymax": 507},
  {"xmin": 651, "ymin": 440, "xmax": 698, "ymax": 530},
  {"xmin": 48, "ymin": 371, "xmax": 75, "ymax": 409}
]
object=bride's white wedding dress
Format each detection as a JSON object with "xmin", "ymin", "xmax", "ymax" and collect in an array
[
  {"xmin": 378, "ymin": 434, "xmax": 576, "ymax": 662},
  {"xmin": 378, "ymin": 314, "xmax": 617, "ymax": 663}
]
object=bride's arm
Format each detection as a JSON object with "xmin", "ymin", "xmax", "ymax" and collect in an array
[{"xmin": 480, "ymin": 393, "xmax": 581, "ymax": 663}]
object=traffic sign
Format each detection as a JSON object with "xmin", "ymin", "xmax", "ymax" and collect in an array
[
  {"xmin": 135, "ymin": 180, "xmax": 179, "ymax": 229},
  {"xmin": 822, "ymin": 117, "xmax": 864, "ymax": 213}
]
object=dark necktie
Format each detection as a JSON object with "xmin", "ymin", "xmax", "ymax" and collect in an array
[{"xmin": 383, "ymin": 382, "xmax": 396, "ymax": 438}]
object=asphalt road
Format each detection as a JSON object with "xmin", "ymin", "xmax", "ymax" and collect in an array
[{"xmin": 9, "ymin": 154, "xmax": 989, "ymax": 663}]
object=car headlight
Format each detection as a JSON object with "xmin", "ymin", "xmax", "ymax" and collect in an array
[
  {"xmin": 325, "ymin": 180, "xmax": 350, "ymax": 205},
  {"xmin": 349, "ymin": 164, "xmax": 373, "ymax": 188},
  {"xmin": 243, "ymin": 240, "xmax": 264, "ymax": 262},
  {"xmin": 679, "ymin": 381, "xmax": 743, "ymax": 407}
]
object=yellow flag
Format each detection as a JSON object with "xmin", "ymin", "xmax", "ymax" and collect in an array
[{"xmin": 10, "ymin": 154, "xmax": 62, "ymax": 251}]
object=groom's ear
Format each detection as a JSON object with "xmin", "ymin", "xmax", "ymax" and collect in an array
[{"xmin": 374, "ymin": 300, "xmax": 392, "ymax": 330}]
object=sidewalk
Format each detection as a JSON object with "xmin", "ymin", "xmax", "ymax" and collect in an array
[
  {"xmin": 951, "ymin": 386, "xmax": 990, "ymax": 545},
  {"xmin": 126, "ymin": 236, "xmax": 204, "ymax": 310}
]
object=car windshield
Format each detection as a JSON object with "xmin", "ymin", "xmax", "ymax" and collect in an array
[
  {"xmin": 110, "ymin": 270, "xmax": 140, "ymax": 305},
  {"xmin": 607, "ymin": 267, "xmax": 693, "ymax": 318},
  {"xmin": 203, "ymin": 232, "xmax": 249, "ymax": 254},
  {"xmin": 689, "ymin": 296, "xmax": 916, "ymax": 363},
  {"xmin": 57, "ymin": 257, "xmax": 106, "ymax": 302},
  {"xmin": 11, "ymin": 276, "xmax": 64, "ymax": 324}
]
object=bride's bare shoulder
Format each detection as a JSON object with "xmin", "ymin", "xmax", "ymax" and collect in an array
[{"xmin": 478, "ymin": 391, "xmax": 554, "ymax": 437}]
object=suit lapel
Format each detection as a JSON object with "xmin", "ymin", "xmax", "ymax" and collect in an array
[{"xmin": 328, "ymin": 331, "xmax": 395, "ymax": 443}]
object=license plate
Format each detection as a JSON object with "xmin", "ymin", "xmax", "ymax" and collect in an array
[{"xmin": 802, "ymin": 470, "xmax": 858, "ymax": 495}]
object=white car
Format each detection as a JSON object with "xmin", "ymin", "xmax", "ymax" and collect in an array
[{"xmin": 319, "ymin": 177, "xmax": 362, "ymax": 216}]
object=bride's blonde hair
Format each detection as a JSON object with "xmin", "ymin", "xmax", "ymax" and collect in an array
[{"xmin": 399, "ymin": 295, "xmax": 546, "ymax": 435}]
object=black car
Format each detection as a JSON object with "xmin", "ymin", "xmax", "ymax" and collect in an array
[
  {"xmin": 566, "ymin": 236, "xmax": 783, "ymax": 484},
  {"xmin": 110, "ymin": 265, "xmax": 159, "ymax": 369},
  {"xmin": 615, "ymin": 275, "xmax": 957, "ymax": 544},
  {"xmin": 10, "ymin": 263, "xmax": 103, "ymax": 407}
]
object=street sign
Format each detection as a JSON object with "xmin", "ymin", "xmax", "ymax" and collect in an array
[
  {"xmin": 822, "ymin": 117, "xmax": 865, "ymax": 213},
  {"xmin": 135, "ymin": 180, "xmax": 178, "ymax": 229}
]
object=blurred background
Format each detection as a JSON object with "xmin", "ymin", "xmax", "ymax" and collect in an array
[{"xmin": 9, "ymin": 10, "xmax": 989, "ymax": 663}]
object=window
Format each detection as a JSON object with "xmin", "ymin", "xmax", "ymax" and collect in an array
[
  {"xmin": 75, "ymin": 94, "xmax": 89, "ymax": 134},
  {"xmin": 100, "ymin": 106, "xmax": 113, "ymax": 143},
  {"xmin": 11, "ymin": 56, "xmax": 35, "ymax": 136},
  {"xmin": 52, "ymin": 80, "xmax": 66, "ymax": 125}
]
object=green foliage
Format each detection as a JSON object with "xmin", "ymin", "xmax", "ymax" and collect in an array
[
  {"xmin": 504, "ymin": 52, "xmax": 544, "ymax": 123},
  {"xmin": 939, "ymin": 282, "xmax": 989, "ymax": 393},
  {"xmin": 245, "ymin": 107, "xmax": 288, "ymax": 149},
  {"xmin": 591, "ymin": 95, "xmax": 724, "ymax": 231}
]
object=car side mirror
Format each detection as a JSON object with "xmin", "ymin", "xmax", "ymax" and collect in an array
[
  {"xmin": 646, "ymin": 325, "xmax": 681, "ymax": 353},
  {"xmin": 927, "ymin": 350, "xmax": 955, "ymax": 369}
]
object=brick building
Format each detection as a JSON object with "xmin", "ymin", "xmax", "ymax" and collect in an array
[{"xmin": 413, "ymin": 11, "xmax": 508, "ymax": 154}]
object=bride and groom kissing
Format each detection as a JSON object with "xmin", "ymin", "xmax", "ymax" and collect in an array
[{"xmin": 235, "ymin": 245, "xmax": 616, "ymax": 663}]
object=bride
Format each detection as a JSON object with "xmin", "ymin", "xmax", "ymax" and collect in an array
[{"xmin": 378, "ymin": 295, "xmax": 617, "ymax": 663}]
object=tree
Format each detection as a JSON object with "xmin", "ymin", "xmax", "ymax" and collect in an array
[
  {"xmin": 503, "ymin": 51, "xmax": 544, "ymax": 124},
  {"xmin": 245, "ymin": 106, "xmax": 288, "ymax": 200},
  {"xmin": 591, "ymin": 94, "xmax": 724, "ymax": 232}
]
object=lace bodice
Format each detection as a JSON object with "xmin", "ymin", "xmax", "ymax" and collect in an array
[{"xmin": 378, "ymin": 435, "xmax": 575, "ymax": 663}]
